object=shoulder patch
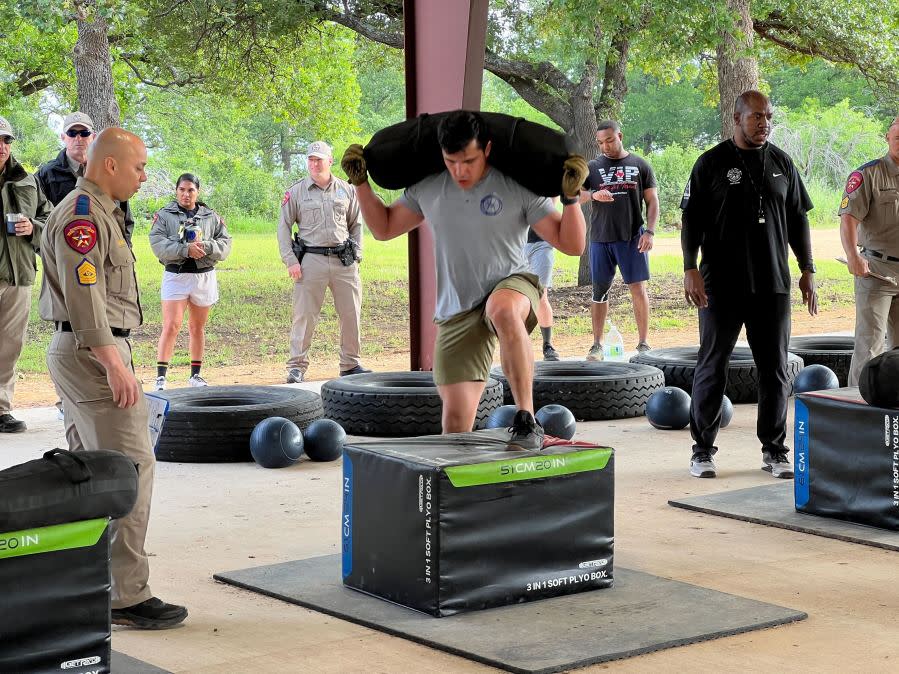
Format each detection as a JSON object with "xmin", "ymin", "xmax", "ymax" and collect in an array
[
  {"xmin": 152, "ymin": 212, "xmax": 159, "ymax": 224},
  {"xmin": 845, "ymin": 171, "xmax": 864, "ymax": 195},
  {"xmin": 74, "ymin": 194, "xmax": 91, "ymax": 216},
  {"xmin": 282, "ymin": 190, "xmax": 291, "ymax": 206},
  {"xmin": 76, "ymin": 259, "xmax": 98, "ymax": 286},
  {"xmin": 64, "ymin": 220, "xmax": 98, "ymax": 254}
]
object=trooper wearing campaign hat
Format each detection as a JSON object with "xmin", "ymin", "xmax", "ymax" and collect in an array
[
  {"xmin": 277, "ymin": 141, "xmax": 371, "ymax": 382},
  {"xmin": 37, "ymin": 111, "xmax": 136, "ymax": 244},
  {"xmin": 0, "ymin": 115, "xmax": 52, "ymax": 433}
]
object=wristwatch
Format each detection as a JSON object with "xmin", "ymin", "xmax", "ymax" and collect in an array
[
  {"xmin": 802, "ymin": 263, "xmax": 817, "ymax": 273},
  {"xmin": 644, "ymin": 230, "xmax": 655, "ymax": 236},
  {"xmin": 560, "ymin": 194, "xmax": 578, "ymax": 206}
]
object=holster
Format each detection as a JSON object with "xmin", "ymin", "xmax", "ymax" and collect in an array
[
  {"xmin": 341, "ymin": 238, "xmax": 361, "ymax": 266},
  {"xmin": 337, "ymin": 240, "xmax": 356, "ymax": 267},
  {"xmin": 292, "ymin": 234, "xmax": 306, "ymax": 264}
]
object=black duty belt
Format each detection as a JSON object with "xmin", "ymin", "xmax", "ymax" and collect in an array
[
  {"xmin": 305, "ymin": 244, "xmax": 348, "ymax": 256},
  {"xmin": 56, "ymin": 321, "xmax": 131, "ymax": 338},
  {"xmin": 861, "ymin": 248, "xmax": 899, "ymax": 263},
  {"xmin": 164, "ymin": 263, "xmax": 213, "ymax": 274}
]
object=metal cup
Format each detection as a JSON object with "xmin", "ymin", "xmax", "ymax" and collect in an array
[{"xmin": 5, "ymin": 212, "xmax": 23, "ymax": 235}]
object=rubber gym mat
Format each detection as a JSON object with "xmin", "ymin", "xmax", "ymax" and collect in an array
[
  {"xmin": 214, "ymin": 554, "xmax": 806, "ymax": 674},
  {"xmin": 112, "ymin": 650, "xmax": 171, "ymax": 673},
  {"xmin": 669, "ymin": 482, "xmax": 899, "ymax": 551}
]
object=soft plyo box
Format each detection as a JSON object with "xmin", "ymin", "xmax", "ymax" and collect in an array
[
  {"xmin": 341, "ymin": 431, "xmax": 614, "ymax": 617},
  {"xmin": 0, "ymin": 519, "xmax": 112, "ymax": 673},
  {"xmin": 795, "ymin": 387, "xmax": 898, "ymax": 531}
]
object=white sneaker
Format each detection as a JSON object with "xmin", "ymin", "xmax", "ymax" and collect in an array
[
  {"xmin": 155, "ymin": 376, "xmax": 167, "ymax": 391},
  {"xmin": 762, "ymin": 451, "xmax": 794, "ymax": 479},
  {"xmin": 690, "ymin": 452, "xmax": 717, "ymax": 478},
  {"xmin": 188, "ymin": 374, "xmax": 208, "ymax": 387}
]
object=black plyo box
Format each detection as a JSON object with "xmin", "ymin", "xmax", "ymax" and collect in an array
[
  {"xmin": 0, "ymin": 518, "xmax": 111, "ymax": 673},
  {"xmin": 341, "ymin": 431, "xmax": 614, "ymax": 616},
  {"xmin": 795, "ymin": 388, "xmax": 899, "ymax": 531}
]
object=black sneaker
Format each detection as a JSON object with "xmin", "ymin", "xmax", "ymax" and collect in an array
[
  {"xmin": 542, "ymin": 343, "xmax": 561, "ymax": 361},
  {"xmin": 340, "ymin": 365, "xmax": 373, "ymax": 376},
  {"xmin": 507, "ymin": 410, "xmax": 545, "ymax": 451},
  {"xmin": 111, "ymin": 596, "xmax": 188, "ymax": 629},
  {"xmin": 0, "ymin": 413, "xmax": 26, "ymax": 433}
]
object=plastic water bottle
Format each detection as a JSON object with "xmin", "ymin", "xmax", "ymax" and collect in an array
[{"xmin": 603, "ymin": 323, "xmax": 625, "ymax": 361}]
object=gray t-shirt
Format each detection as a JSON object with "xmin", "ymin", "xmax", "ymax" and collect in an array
[{"xmin": 399, "ymin": 168, "xmax": 555, "ymax": 321}]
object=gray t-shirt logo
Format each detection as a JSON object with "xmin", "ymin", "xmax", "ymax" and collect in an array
[{"xmin": 480, "ymin": 194, "xmax": 503, "ymax": 216}]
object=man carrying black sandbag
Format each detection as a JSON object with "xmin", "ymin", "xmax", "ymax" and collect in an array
[{"xmin": 343, "ymin": 110, "xmax": 587, "ymax": 450}]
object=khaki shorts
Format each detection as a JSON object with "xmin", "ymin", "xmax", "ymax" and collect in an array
[{"xmin": 433, "ymin": 273, "xmax": 542, "ymax": 386}]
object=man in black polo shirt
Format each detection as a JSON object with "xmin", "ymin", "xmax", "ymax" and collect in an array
[{"xmin": 681, "ymin": 90, "xmax": 817, "ymax": 479}]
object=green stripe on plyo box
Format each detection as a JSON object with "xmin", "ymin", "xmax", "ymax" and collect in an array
[
  {"xmin": 0, "ymin": 518, "xmax": 108, "ymax": 560},
  {"xmin": 445, "ymin": 448, "xmax": 613, "ymax": 487}
]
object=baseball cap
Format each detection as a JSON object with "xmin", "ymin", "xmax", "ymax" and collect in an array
[
  {"xmin": 307, "ymin": 141, "xmax": 332, "ymax": 159},
  {"xmin": 62, "ymin": 112, "xmax": 95, "ymax": 133},
  {"xmin": 0, "ymin": 116, "xmax": 16, "ymax": 140}
]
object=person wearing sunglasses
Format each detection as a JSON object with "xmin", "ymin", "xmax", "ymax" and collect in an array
[
  {"xmin": 0, "ymin": 115, "xmax": 52, "ymax": 433},
  {"xmin": 37, "ymin": 112, "xmax": 136, "ymax": 245}
]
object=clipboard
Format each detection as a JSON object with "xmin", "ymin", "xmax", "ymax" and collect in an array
[
  {"xmin": 836, "ymin": 257, "xmax": 898, "ymax": 285},
  {"xmin": 145, "ymin": 393, "xmax": 170, "ymax": 450}
]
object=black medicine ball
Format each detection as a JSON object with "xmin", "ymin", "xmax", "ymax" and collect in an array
[{"xmin": 858, "ymin": 347, "xmax": 899, "ymax": 409}]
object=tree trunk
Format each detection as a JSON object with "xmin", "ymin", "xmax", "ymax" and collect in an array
[
  {"xmin": 716, "ymin": 0, "xmax": 758, "ymax": 140},
  {"xmin": 280, "ymin": 126, "xmax": 292, "ymax": 174},
  {"xmin": 576, "ymin": 35, "xmax": 630, "ymax": 286},
  {"xmin": 73, "ymin": 0, "xmax": 120, "ymax": 130}
]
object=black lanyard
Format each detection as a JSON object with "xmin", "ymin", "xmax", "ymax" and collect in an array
[{"xmin": 731, "ymin": 140, "xmax": 768, "ymax": 224}]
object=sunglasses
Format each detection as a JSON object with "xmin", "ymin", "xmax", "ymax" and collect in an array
[
  {"xmin": 0, "ymin": 137, "xmax": 12, "ymax": 145},
  {"xmin": 65, "ymin": 129, "xmax": 93, "ymax": 138}
]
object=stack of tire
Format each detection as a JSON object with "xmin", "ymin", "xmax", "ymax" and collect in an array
[
  {"xmin": 788, "ymin": 335, "xmax": 854, "ymax": 387},
  {"xmin": 321, "ymin": 372, "xmax": 503, "ymax": 436},
  {"xmin": 489, "ymin": 361, "xmax": 665, "ymax": 421},
  {"xmin": 154, "ymin": 386, "xmax": 323, "ymax": 462},
  {"xmin": 629, "ymin": 346, "xmax": 804, "ymax": 403}
]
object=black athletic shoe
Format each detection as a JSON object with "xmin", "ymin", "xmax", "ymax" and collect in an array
[
  {"xmin": 0, "ymin": 413, "xmax": 26, "ymax": 433},
  {"xmin": 507, "ymin": 410, "xmax": 545, "ymax": 451},
  {"xmin": 542, "ymin": 343, "xmax": 561, "ymax": 361},
  {"xmin": 340, "ymin": 365, "xmax": 373, "ymax": 376},
  {"xmin": 111, "ymin": 597, "xmax": 188, "ymax": 630}
]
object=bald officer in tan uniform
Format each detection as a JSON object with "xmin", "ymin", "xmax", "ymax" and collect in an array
[
  {"xmin": 839, "ymin": 117, "xmax": 899, "ymax": 385},
  {"xmin": 277, "ymin": 140, "xmax": 370, "ymax": 382},
  {"xmin": 39, "ymin": 128, "xmax": 187, "ymax": 629}
]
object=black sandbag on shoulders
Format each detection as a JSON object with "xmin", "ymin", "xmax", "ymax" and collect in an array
[
  {"xmin": 364, "ymin": 111, "xmax": 572, "ymax": 196},
  {"xmin": 0, "ymin": 449, "xmax": 138, "ymax": 532}
]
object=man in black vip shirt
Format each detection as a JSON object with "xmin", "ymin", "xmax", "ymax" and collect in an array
[
  {"xmin": 581, "ymin": 121, "xmax": 659, "ymax": 358},
  {"xmin": 681, "ymin": 90, "xmax": 817, "ymax": 480}
]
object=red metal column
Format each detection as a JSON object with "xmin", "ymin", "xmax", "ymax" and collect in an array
[{"xmin": 403, "ymin": 0, "xmax": 489, "ymax": 371}]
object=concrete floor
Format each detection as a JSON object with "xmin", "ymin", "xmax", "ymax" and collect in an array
[{"xmin": 3, "ymin": 389, "xmax": 896, "ymax": 673}]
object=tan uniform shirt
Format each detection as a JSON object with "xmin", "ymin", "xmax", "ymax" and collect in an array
[
  {"xmin": 838, "ymin": 154, "xmax": 899, "ymax": 258},
  {"xmin": 277, "ymin": 175, "xmax": 361, "ymax": 267},
  {"xmin": 39, "ymin": 178, "xmax": 143, "ymax": 347}
]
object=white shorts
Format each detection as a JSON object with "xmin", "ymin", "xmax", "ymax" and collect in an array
[{"xmin": 160, "ymin": 270, "xmax": 219, "ymax": 306}]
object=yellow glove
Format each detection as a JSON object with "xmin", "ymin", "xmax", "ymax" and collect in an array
[
  {"xmin": 341, "ymin": 144, "xmax": 368, "ymax": 186},
  {"xmin": 561, "ymin": 154, "xmax": 589, "ymax": 199}
]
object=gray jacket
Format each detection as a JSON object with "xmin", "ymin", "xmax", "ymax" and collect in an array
[{"xmin": 149, "ymin": 201, "xmax": 232, "ymax": 270}]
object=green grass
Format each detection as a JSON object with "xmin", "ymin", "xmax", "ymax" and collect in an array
[{"xmin": 17, "ymin": 219, "xmax": 856, "ymax": 374}]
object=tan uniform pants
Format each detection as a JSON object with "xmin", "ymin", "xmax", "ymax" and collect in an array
[
  {"xmin": 287, "ymin": 254, "xmax": 362, "ymax": 373},
  {"xmin": 0, "ymin": 281, "xmax": 31, "ymax": 413},
  {"xmin": 48, "ymin": 331, "xmax": 155, "ymax": 609},
  {"xmin": 848, "ymin": 255, "xmax": 899, "ymax": 385}
]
